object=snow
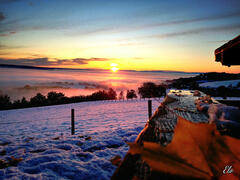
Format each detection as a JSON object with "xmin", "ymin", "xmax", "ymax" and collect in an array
[
  {"xmin": 0, "ymin": 99, "xmax": 161, "ymax": 179},
  {"xmin": 213, "ymin": 97, "xmax": 240, "ymax": 101},
  {"xmin": 199, "ymin": 80, "xmax": 240, "ymax": 88}
]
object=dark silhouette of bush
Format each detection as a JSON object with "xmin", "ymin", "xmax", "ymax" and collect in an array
[
  {"xmin": 118, "ymin": 91, "xmax": 124, "ymax": 100},
  {"xmin": 47, "ymin": 91, "xmax": 65, "ymax": 105},
  {"xmin": 216, "ymin": 86, "xmax": 227, "ymax": 99},
  {"xmin": 20, "ymin": 97, "xmax": 28, "ymax": 108},
  {"xmin": 107, "ymin": 88, "xmax": 117, "ymax": 100},
  {"xmin": 0, "ymin": 95, "xmax": 11, "ymax": 110},
  {"xmin": 30, "ymin": 93, "xmax": 47, "ymax": 106},
  {"xmin": 138, "ymin": 82, "xmax": 166, "ymax": 98},
  {"xmin": 0, "ymin": 88, "xmax": 119, "ymax": 110},
  {"xmin": 89, "ymin": 88, "xmax": 117, "ymax": 100},
  {"xmin": 90, "ymin": 90, "xmax": 109, "ymax": 100},
  {"xmin": 126, "ymin": 90, "xmax": 137, "ymax": 99},
  {"xmin": 12, "ymin": 100, "xmax": 21, "ymax": 109},
  {"xmin": 69, "ymin": 95, "xmax": 86, "ymax": 103},
  {"xmin": 188, "ymin": 81, "xmax": 199, "ymax": 90}
]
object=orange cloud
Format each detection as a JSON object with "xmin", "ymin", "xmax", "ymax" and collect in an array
[{"xmin": 0, "ymin": 57, "xmax": 110, "ymax": 66}]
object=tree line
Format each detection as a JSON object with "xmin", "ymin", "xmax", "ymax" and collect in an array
[{"xmin": 0, "ymin": 82, "xmax": 166, "ymax": 110}]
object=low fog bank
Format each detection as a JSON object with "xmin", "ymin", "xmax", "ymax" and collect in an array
[
  {"xmin": 0, "ymin": 80, "xmax": 133, "ymax": 101},
  {"xmin": 0, "ymin": 67, "xmax": 196, "ymax": 101}
]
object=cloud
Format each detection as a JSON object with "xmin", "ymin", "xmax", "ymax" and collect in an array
[
  {"xmin": 78, "ymin": 81, "xmax": 109, "ymax": 90},
  {"xmin": 146, "ymin": 23, "xmax": 240, "ymax": 39},
  {"xmin": 0, "ymin": 44, "xmax": 7, "ymax": 49},
  {"xmin": 0, "ymin": 52, "xmax": 11, "ymax": 55},
  {"xmin": 0, "ymin": 57, "xmax": 110, "ymax": 66},
  {"xmin": 134, "ymin": 11, "xmax": 240, "ymax": 30},
  {"xmin": 206, "ymin": 40, "xmax": 229, "ymax": 44},
  {"xmin": 0, "ymin": 12, "xmax": 5, "ymax": 22},
  {"xmin": 0, "ymin": 0, "xmax": 19, "ymax": 4},
  {"xmin": 14, "ymin": 81, "xmax": 111, "ymax": 92},
  {"xmin": 15, "ymin": 84, "xmax": 70, "ymax": 91},
  {"xmin": 72, "ymin": 58, "xmax": 108, "ymax": 64},
  {"xmin": 0, "ymin": 43, "xmax": 24, "ymax": 50},
  {"xmin": 130, "ymin": 11, "xmax": 240, "ymax": 35},
  {"xmin": 0, "ymin": 57, "xmax": 50, "ymax": 66},
  {"xmin": 133, "ymin": 57, "xmax": 144, "ymax": 60},
  {"xmin": 0, "ymin": 31, "xmax": 16, "ymax": 37},
  {"xmin": 1, "ymin": 6, "xmax": 239, "ymax": 38},
  {"xmin": 66, "ymin": 11, "xmax": 240, "ymax": 37}
]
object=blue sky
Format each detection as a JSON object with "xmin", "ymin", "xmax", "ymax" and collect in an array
[{"xmin": 0, "ymin": 0, "xmax": 240, "ymax": 72}]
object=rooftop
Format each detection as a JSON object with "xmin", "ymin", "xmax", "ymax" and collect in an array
[{"xmin": 215, "ymin": 35, "xmax": 240, "ymax": 67}]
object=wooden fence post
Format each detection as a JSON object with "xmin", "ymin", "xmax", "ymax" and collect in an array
[
  {"xmin": 148, "ymin": 100, "xmax": 152, "ymax": 119},
  {"xmin": 71, "ymin": 109, "xmax": 75, "ymax": 135}
]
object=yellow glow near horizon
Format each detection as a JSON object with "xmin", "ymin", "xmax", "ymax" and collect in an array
[
  {"xmin": 110, "ymin": 63, "xmax": 118, "ymax": 67},
  {"xmin": 110, "ymin": 63, "xmax": 119, "ymax": 72},
  {"xmin": 1, "ymin": 40, "xmax": 240, "ymax": 73},
  {"xmin": 111, "ymin": 67, "xmax": 119, "ymax": 72}
]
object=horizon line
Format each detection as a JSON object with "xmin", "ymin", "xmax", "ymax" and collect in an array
[{"xmin": 0, "ymin": 63, "xmax": 236, "ymax": 74}]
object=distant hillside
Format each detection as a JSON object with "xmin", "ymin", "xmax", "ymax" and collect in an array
[
  {"xmin": 170, "ymin": 72, "xmax": 240, "ymax": 97},
  {"xmin": 0, "ymin": 64, "xmax": 194, "ymax": 74},
  {"xmin": 171, "ymin": 72, "xmax": 240, "ymax": 88}
]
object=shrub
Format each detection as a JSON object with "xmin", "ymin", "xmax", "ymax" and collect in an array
[
  {"xmin": 138, "ymin": 82, "xmax": 166, "ymax": 98},
  {"xmin": 0, "ymin": 95, "xmax": 11, "ymax": 110},
  {"xmin": 47, "ymin": 91, "xmax": 65, "ymax": 104},
  {"xmin": 30, "ymin": 93, "xmax": 47, "ymax": 106},
  {"xmin": 126, "ymin": 90, "xmax": 137, "ymax": 99},
  {"xmin": 107, "ymin": 88, "xmax": 117, "ymax": 100},
  {"xmin": 118, "ymin": 91, "xmax": 124, "ymax": 100}
]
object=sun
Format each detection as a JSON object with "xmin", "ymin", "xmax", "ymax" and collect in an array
[
  {"xmin": 111, "ymin": 66, "xmax": 119, "ymax": 72},
  {"xmin": 110, "ymin": 63, "xmax": 119, "ymax": 72}
]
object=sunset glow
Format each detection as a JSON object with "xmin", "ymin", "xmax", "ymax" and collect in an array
[
  {"xmin": 0, "ymin": 0, "xmax": 239, "ymax": 73},
  {"xmin": 111, "ymin": 67, "xmax": 119, "ymax": 72},
  {"xmin": 110, "ymin": 63, "xmax": 119, "ymax": 72},
  {"xmin": 0, "ymin": 2, "xmax": 240, "ymax": 178}
]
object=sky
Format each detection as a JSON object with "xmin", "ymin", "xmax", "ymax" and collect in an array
[{"xmin": 0, "ymin": 0, "xmax": 240, "ymax": 73}]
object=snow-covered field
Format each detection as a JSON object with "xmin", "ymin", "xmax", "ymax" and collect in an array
[
  {"xmin": 213, "ymin": 97, "xmax": 240, "ymax": 101},
  {"xmin": 199, "ymin": 79, "xmax": 240, "ymax": 88},
  {"xmin": 0, "ymin": 99, "xmax": 161, "ymax": 179}
]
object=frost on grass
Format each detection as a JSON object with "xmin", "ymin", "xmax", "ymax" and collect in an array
[{"xmin": 0, "ymin": 99, "xmax": 161, "ymax": 179}]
